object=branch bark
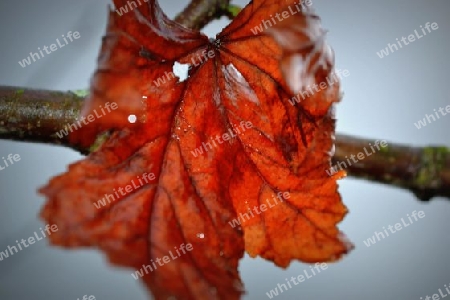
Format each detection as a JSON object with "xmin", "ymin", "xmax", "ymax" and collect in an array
[
  {"xmin": 0, "ymin": 87, "xmax": 85, "ymax": 153},
  {"xmin": 335, "ymin": 135, "xmax": 450, "ymax": 200},
  {"xmin": 0, "ymin": 0, "xmax": 449, "ymax": 201},
  {"xmin": 174, "ymin": 0, "xmax": 232, "ymax": 30}
]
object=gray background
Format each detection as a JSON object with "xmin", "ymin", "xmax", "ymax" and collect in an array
[{"xmin": 0, "ymin": 0, "xmax": 449, "ymax": 299}]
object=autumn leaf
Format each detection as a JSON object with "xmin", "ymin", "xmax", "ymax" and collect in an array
[{"xmin": 39, "ymin": 0, "xmax": 352, "ymax": 299}]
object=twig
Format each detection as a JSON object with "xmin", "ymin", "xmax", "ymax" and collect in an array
[
  {"xmin": 334, "ymin": 135, "xmax": 450, "ymax": 200},
  {"xmin": 174, "ymin": 0, "xmax": 232, "ymax": 30},
  {"xmin": 0, "ymin": 87, "xmax": 85, "ymax": 153}
]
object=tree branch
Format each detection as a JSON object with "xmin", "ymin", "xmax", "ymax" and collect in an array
[
  {"xmin": 1, "ymin": 87, "xmax": 449, "ymax": 200},
  {"xmin": 174, "ymin": 0, "xmax": 232, "ymax": 30},
  {"xmin": 334, "ymin": 135, "xmax": 450, "ymax": 200},
  {"xmin": 0, "ymin": 87, "xmax": 85, "ymax": 153}
]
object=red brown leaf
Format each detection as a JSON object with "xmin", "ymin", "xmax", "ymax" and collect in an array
[{"xmin": 39, "ymin": 0, "xmax": 352, "ymax": 299}]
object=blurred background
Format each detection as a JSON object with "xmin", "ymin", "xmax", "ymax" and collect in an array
[{"xmin": 0, "ymin": 0, "xmax": 449, "ymax": 299}]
